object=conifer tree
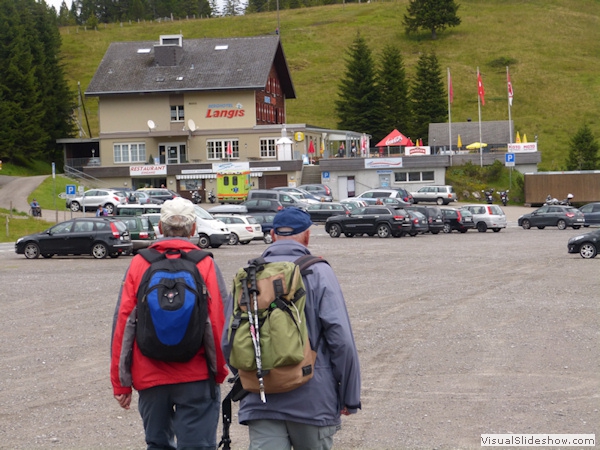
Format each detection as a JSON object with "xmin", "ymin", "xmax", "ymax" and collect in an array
[
  {"xmin": 335, "ymin": 32, "xmax": 383, "ymax": 142},
  {"xmin": 403, "ymin": 0, "xmax": 461, "ymax": 39},
  {"xmin": 377, "ymin": 44, "xmax": 411, "ymax": 141},
  {"xmin": 565, "ymin": 124, "xmax": 599, "ymax": 170},
  {"xmin": 410, "ymin": 52, "xmax": 447, "ymax": 146}
]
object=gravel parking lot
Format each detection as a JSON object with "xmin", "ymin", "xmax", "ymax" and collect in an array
[{"xmin": 0, "ymin": 208, "xmax": 598, "ymax": 449}]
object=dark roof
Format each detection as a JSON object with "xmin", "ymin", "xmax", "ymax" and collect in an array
[
  {"xmin": 429, "ymin": 120, "xmax": 513, "ymax": 147},
  {"xmin": 86, "ymin": 35, "xmax": 295, "ymax": 98}
]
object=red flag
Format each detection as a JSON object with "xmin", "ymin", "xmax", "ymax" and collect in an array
[
  {"xmin": 448, "ymin": 70, "xmax": 454, "ymax": 104},
  {"xmin": 477, "ymin": 70, "xmax": 485, "ymax": 105},
  {"xmin": 308, "ymin": 140, "xmax": 315, "ymax": 154},
  {"xmin": 226, "ymin": 141, "xmax": 233, "ymax": 156},
  {"xmin": 507, "ymin": 69, "xmax": 514, "ymax": 106}
]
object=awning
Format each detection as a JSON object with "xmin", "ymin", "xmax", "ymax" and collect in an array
[{"xmin": 176, "ymin": 172, "xmax": 263, "ymax": 180}]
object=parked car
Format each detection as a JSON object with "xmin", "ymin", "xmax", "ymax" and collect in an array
[
  {"xmin": 116, "ymin": 204, "xmax": 162, "ymax": 216},
  {"xmin": 272, "ymin": 187, "xmax": 322, "ymax": 204},
  {"xmin": 406, "ymin": 210, "xmax": 429, "ymax": 236},
  {"xmin": 248, "ymin": 211, "xmax": 276, "ymax": 244},
  {"xmin": 339, "ymin": 199, "xmax": 368, "ymax": 211},
  {"xmin": 135, "ymin": 188, "xmax": 180, "ymax": 203},
  {"xmin": 305, "ymin": 202, "xmax": 350, "ymax": 222},
  {"xmin": 324, "ymin": 206, "xmax": 412, "ymax": 238},
  {"xmin": 66, "ymin": 189, "xmax": 127, "ymax": 214},
  {"xmin": 462, "ymin": 204, "xmax": 507, "ymax": 232},
  {"xmin": 297, "ymin": 184, "xmax": 333, "ymax": 202},
  {"xmin": 117, "ymin": 215, "xmax": 157, "ymax": 253},
  {"xmin": 348, "ymin": 189, "xmax": 411, "ymax": 205},
  {"xmin": 127, "ymin": 191, "xmax": 164, "ymax": 205},
  {"xmin": 406, "ymin": 205, "xmax": 444, "ymax": 234},
  {"xmin": 567, "ymin": 229, "xmax": 600, "ymax": 259},
  {"xmin": 246, "ymin": 189, "xmax": 310, "ymax": 209},
  {"xmin": 441, "ymin": 207, "xmax": 475, "ymax": 233},
  {"xmin": 578, "ymin": 202, "xmax": 600, "ymax": 226},
  {"xmin": 193, "ymin": 205, "xmax": 231, "ymax": 249},
  {"xmin": 212, "ymin": 214, "xmax": 263, "ymax": 245},
  {"xmin": 411, "ymin": 186, "xmax": 457, "ymax": 205},
  {"xmin": 241, "ymin": 199, "xmax": 284, "ymax": 213},
  {"xmin": 517, "ymin": 205, "xmax": 584, "ymax": 230},
  {"xmin": 15, "ymin": 217, "xmax": 132, "ymax": 259},
  {"xmin": 380, "ymin": 186, "xmax": 413, "ymax": 204}
]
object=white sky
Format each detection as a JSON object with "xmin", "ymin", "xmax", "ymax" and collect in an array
[{"xmin": 48, "ymin": 0, "xmax": 69, "ymax": 11}]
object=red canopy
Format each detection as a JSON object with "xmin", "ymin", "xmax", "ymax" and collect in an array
[{"xmin": 375, "ymin": 129, "xmax": 414, "ymax": 147}]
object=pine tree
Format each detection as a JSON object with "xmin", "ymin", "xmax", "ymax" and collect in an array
[
  {"xmin": 377, "ymin": 44, "xmax": 411, "ymax": 141},
  {"xmin": 335, "ymin": 32, "xmax": 382, "ymax": 142},
  {"xmin": 410, "ymin": 52, "xmax": 447, "ymax": 145},
  {"xmin": 403, "ymin": 0, "xmax": 461, "ymax": 40},
  {"xmin": 565, "ymin": 124, "xmax": 599, "ymax": 170}
]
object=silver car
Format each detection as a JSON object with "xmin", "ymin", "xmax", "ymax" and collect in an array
[
  {"xmin": 463, "ymin": 204, "xmax": 507, "ymax": 232},
  {"xmin": 66, "ymin": 189, "xmax": 127, "ymax": 214},
  {"xmin": 411, "ymin": 186, "xmax": 457, "ymax": 205}
]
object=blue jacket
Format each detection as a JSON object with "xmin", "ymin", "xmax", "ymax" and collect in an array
[{"xmin": 222, "ymin": 240, "xmax": 361, "ymax": 427}]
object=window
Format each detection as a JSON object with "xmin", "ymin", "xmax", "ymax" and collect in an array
[
  {"xmin": 394, "ymin": 171, "xmax": 435, "ymax": 183},
  {"xmin": 114, "ymin": 143, "xmax": 146, "ymax": 163},
  {"xmin": 260, "ymin": 138, "xmax": 277, "ymax": 158},
  {"xmin": 170, "ymin": 105, "xmax": 184, "ymax": 122},
  {"xmin": 207, "ymin": 140, "xmax": 239, "ymax": 160}
]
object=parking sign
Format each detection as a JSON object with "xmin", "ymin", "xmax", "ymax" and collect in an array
[
  {"xmin": 66, "ymin": 184, "xmax": 76, "ymax": 196},
  {"xmin": 505, "ymin": 153, "xmax": 515, "ymax": 167}
]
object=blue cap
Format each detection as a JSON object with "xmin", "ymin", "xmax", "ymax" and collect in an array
[{"xmin": 273, "ymin": 207, "xmax": 313, "ymax": 236}]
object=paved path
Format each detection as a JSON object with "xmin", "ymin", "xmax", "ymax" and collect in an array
[{"xmin": 0, "ymin": 175, "xmax": 48, "ymax": 213}]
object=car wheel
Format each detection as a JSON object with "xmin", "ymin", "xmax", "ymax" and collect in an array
[
  {"xmin": 228, "ymin": 233, "xmax": 239, "ymax": 245},
  {"xmin": 557, "ymin": 219, "xmax": 567, "ymax": 230},
  {"xmin": 521, "ymin": 219, "xmax": 531, "ymax": 230},
  {"xmin": 572, "ymin": 225, "xmax": 581, "ymax": 230},
  {"xmin": 24, "ymin": 242, "xmax": 40, "ymax": 259},
  {"xmin": 197, "ymin": 234, "xmax": 210, "ymax": 249},
  {"xmin": 328, "ymin": 224, "xmax": 342, "ymax": 238},
  {"xmin": 443, "ymin": 223, "xmax": 452, "ymax": 233},
  {"xmin": 436, "ymin": 198, "xmax": 444, "ymax": 205},
  {"xmin": 92, "ymin": 243, "xmax": 108, "ymax": 259},
  {"xmin": 42, "ymin": 253, "xmax": 53, "ymax": 258},
  {"xmin": 104, "ymin": 203, "xmax": 115, "ymax": 215},
  {"xmin": 344, "ymin": 233, "xmax": 354, "ymax": 238},
  {"xmin": 377, "ymin": 224, "xmax": 391, "ymax": 238},
  {"xmin": 263, "ymin": 233, "xmax": 273, "ymax": 244},
  {"xmin": 579, "ymin": 243, "xmax": 597, "ymax": 259},
  {"xmin": 70, "ymin": 201, "xmax": 81, "ymax": 212},
  {"xmin": 492, "ymin": 228, "xmax": 501, "ymax": 232},
  {"xmin": 477, "ymin": 222, "xmax": 488, "ymax": 232}
]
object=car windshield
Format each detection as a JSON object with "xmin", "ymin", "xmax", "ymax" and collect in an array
[{"xmin": 193, "ymin": 205, "xmax": 215, "ymax": 220}]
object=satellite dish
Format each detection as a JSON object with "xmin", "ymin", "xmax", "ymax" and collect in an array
[
  {"xmin": 187, "ymin": 119, "xmax": 196, "ymax": 132},
  {"xmin": 147, "ymin": 120, "xmax": 156, "ymax": 130}
]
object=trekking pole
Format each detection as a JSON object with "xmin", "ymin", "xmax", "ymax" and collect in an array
[{"xmin": 244, "ymin": 262, "xmax": 267, "ymax": 403}]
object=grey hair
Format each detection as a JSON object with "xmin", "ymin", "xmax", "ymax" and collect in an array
[{"xmin": 160, "ymin": 215, "xmax": 195, "ymax": 237}]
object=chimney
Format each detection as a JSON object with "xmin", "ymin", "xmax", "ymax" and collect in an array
[{"xmin": 154, "ymin": 35, "xmax": 183, "ymax": 67}]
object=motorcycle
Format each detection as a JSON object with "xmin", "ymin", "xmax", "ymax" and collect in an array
[
  {"xmin": 545, "ymin": 193, "xmax": 573, "ymax": 206},
  {"xmin": 191, "ymin": 190, "xmax": 202, "ymax": 204},
  {"xmin": 498, "ymin": 190, "xmax": 509, "ymax": 206},
  {"xmin": 482, "ymin": 188, "xmax": 494, "ymax": 204},
  {"xmin": 208, "ymin": 189, "xmax": 216, "ymax": 204}
]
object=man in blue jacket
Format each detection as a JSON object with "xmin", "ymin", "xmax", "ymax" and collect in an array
[{"xmin": 222, "ymin": 207, "xmax": 361, "ymax": 449}]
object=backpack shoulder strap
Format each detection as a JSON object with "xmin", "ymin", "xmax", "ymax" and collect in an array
[
  {"xmin": 295, "ymin": 254, "xmax": 329, "ymax": 276},
  {"xmin": 183, "ymin": 249, "xmax": 213, "ymax": 265},
  {"xmin": 138, "ymin": 247, "xmax": 166, "ymax": 264}
]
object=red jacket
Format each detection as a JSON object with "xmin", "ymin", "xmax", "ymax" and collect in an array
[{"xmin": 111, "ymin": 239, "xmax": 228, "ymax": 395}]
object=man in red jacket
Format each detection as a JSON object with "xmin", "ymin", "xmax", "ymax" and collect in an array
[{"xmin": 111, "ymin": 197, "xmax": 229, "ymax": 449}]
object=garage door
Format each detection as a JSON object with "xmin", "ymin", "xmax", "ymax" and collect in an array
[{"xmin": 260, "ymin": 174, "xmax": 288, "ymax": 189}]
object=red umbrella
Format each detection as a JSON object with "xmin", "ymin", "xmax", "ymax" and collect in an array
[
  {"xmin": 308, "ymin": 140, "xmax": 315, "ymax": 154},
  {"xmin": 375, "ymin": 129, "xmax": 412, "ymax": 147},
  {"xmin": 226, "ymin": 141, "xmax": 233, "ymax": 156}
]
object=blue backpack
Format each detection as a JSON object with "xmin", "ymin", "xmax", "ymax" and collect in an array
[{"xmin": 136, "ymin": 248, "xmax": 211, "ymax": 362}]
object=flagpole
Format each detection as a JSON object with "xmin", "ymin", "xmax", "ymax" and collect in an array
[
  {"xmin": 507, "ymin": 66, "xmax": 513, "ymax": 143},
  {"xmin": 477, "ymin": 67, "xmax": 483, "ymax": 167},
  {"xmin": 447, "ymin": 67, "xmax": 453, "ymax": 167}
]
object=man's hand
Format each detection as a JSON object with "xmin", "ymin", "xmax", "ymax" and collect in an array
[
  {"xmin": 114, "ymin": 393, "xmax": 132, "ymax": 410},
  {"xmin": 341, "ymin": 407, "xmax": 350, "ymax": 416}
]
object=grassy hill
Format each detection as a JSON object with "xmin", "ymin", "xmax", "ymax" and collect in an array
[{"xmin": 59, "ymin": 0, "xmax": 600, "ymax": 171}]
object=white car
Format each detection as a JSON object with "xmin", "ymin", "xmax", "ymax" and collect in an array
[
  {"xmin": 462, "ymin": 204, "xmax": 507, "ymax": 232},
  {"xmin": 212, "ymin": 214, "xmax": 263, "ymax": 245}
]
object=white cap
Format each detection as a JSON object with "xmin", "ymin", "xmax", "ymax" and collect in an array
[{"xmin": 160, "ymin": 197, "xmax": 196, "ymax": 223}]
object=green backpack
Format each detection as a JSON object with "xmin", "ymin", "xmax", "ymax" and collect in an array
[{"xmin": 227, "ymin": 255, "xmax": 327, "ymax": 398}]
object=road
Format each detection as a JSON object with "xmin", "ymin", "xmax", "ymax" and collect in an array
[{"xmin": 0, "ymin": 220, "xmax": 598, "ymax": 449}]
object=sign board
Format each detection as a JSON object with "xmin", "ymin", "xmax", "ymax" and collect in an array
[
  {"xmin": 66, "ymin": 184, "xmax": 76, "ymax": 196},
  {"xmin": 212, "ymin": 162, "xmax": 250, "ymax": 173},
  {"xmin": 78, "ymin": 186, "xmax": 84, "ymax": 195},
  {"xmin": 322, "ymin": 171, "xmax": 330, "ymax": 179},
  {"xmin": 508, "ymin": 142, "xmax": 537, "ymax": 153},
  {"xmin": 130, "ymin": 165, "xmax": 167, "ymax": 176},
  {"xmin": 404, "ymin": 146, "xmax": 431, "ymax": 156},
  {"xmin": 505, "ymin": 153, "xmax": 515, "ymax": 167},
  {"xmin": 364, "ymin": 158, "xmax": 403, "ymax": 169}
]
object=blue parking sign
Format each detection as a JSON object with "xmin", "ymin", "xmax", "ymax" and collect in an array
[
  {"xmin": 66, "ymin": 184, "xmax": 76, "ymax": 195},
  {"xmin": 505, "ymin": 153, "xmax": 515, "ymax": 167}
]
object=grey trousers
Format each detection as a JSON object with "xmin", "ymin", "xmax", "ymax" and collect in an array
[{"xmin": 247, "ymin": 419, "xmax": 339, "ymax": 450}]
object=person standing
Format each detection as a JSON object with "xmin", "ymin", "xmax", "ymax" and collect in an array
[
  {"xmin": 222, "ymin": 207, "xmax": 361, "ymax": 450},
  {"xmin": 111, "ymin": 197, "xmax": 229, "ymax": 450}
]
